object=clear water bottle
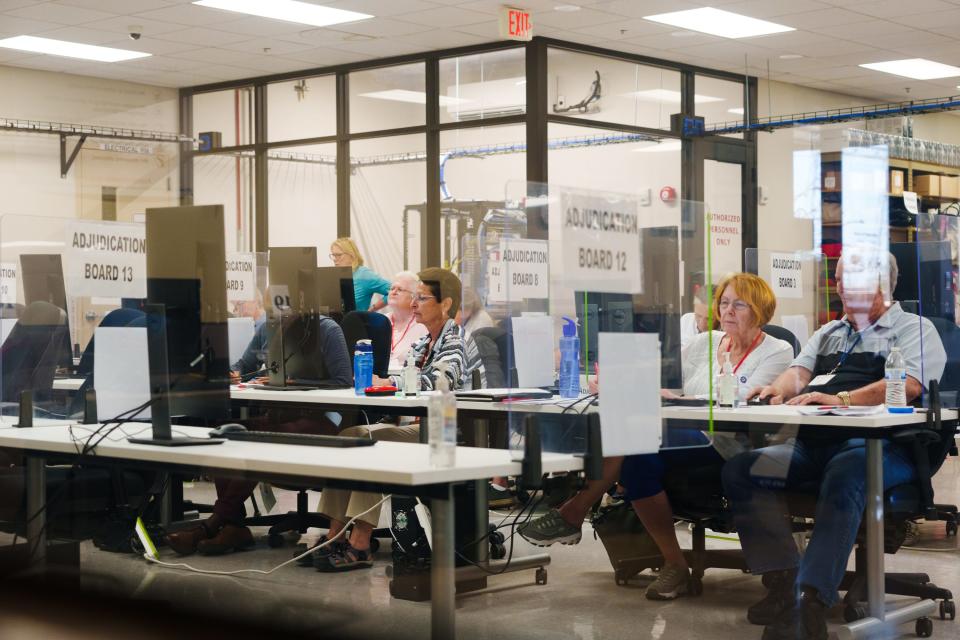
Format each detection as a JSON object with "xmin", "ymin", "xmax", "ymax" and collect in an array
[
  {"xmin": 428, "ymin": 362, "xmax": 457, "ymax": 467},
  {"xmin": 559, "ymin": 316, "xmax": 580, "ymax": 398},
  {"xmin": 353, "ymin": 339, "xmax": 373, "ymax": 395},
  {"xmin": 402, "ymin": 350, "xmax": 420, "ymax": 397},
  {"xmin": 885, "ymin": 346, "xmax": 907, "ymax": 408},
  {"xmin": 717, "ymin": 351, "xmax": 739, "ymax": 407}
]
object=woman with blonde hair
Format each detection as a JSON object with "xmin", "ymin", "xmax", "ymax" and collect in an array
[{"xmin": 329, "ymin": 237, "xmax": 391, "ymax": 312}]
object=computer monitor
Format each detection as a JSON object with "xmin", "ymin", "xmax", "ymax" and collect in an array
[
  {"xmin": 891, "ymin": 241, "xmax": 954, "ymax": 323},
  {"xmin": 20, "ymin": 253, "xmax": 73, "ymax": 368},
  {"xmin": 143, "ymin": 205, "xmax": 231, "ymax": 427},
  {"xmin": 298, "ymin": 266, "xmax": 356, "ymax": 320},
  {"xmin": 263, "ymin": 312, "xmax": 339, "ymax": 388},
  {"xmin": 268, "ymin": 246, "xmax": 317, "ymax": 312}
]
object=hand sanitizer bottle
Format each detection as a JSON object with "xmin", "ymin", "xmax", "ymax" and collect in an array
[
  {"xmin": 717, "ymin": 351, "xmax": 738, "ymax": 407},
  {"xmin": 428, "ymin": 362, "xmax": 457, "ymax": 467},
  {"xmin": 402, "ymin": 351, "xmax": 420, "ymax": 397}
]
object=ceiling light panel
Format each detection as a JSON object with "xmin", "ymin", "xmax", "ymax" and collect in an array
[
  {"xmin": 859, "ymin": 58, "xmax": 960, "ymax": 80},
  {"xmin": 193, "ymin": 0, "xmax": 373, "ymax": 28},
  {"xmin": 0, "ymin": 35, "xmax": 150, "ymax": 62},
  {"xmin": 643, "ymin": 8, "xmax": 794, "ymax": 39}
]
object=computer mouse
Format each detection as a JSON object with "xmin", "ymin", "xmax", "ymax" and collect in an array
[
  {"xmin": 208, "ymin": 423, "xmax": 248, "ymax": 437},
  {"xmin": 748, "ymin": 396, "xmax": 772, "ymax": 406}
]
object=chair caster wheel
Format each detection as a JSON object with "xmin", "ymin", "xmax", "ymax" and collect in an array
[
  {"xmin": 267, "ymin": 533, "xmax": 284, "ymax": 548},
  {"xmin": 614, "ymin": 569, "xmax": 628, "ymax": 586},
  {"xmin": 946, "ymin": 521, "xmax": 958, "ymax": 537},
  {"xmin": 916, "ymin": 616, "xmax": 933, "ymax": 637},
  {"xmin": 490, "ymin": 531, "xmax": 505, "ymax": 545},
  {"xmin": 688, "ymin": 577, "xmax": 703, "ymax": 597},
  {"xmin": 940, "ymin": 600, "xmax": 955, "ymax": 621},
  {"xmin": 844, "ymin": 605, "xmax": 868, "ymax": 623},
  {"xmin": 535, "ymin": 567, "xmax": 547, "ymax": 585},
  {"xmin": 490, "ymin": 543, "xmax": 506, "ymax": 560},
  {"xmin": 370, "ymin": 538, "xmax": 380, "ymax": 553}
]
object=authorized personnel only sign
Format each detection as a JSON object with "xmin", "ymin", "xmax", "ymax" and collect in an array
[
  {"xmin": 487, "ymin": 238, "xmax": 549, "ymax": 303},
  {"xmin": 0, "ymin": 262, "xmax": 17, "ymax": 304},
  {"xmin": 66, "ymin": 221, "xmax": 146, "ymax": 298},
  {"xmin": 225, "ymin": 252, "xmax": 256, "ymax": 303},
  {"xmin": 559, "ymin": 192, "xmax": 642, "ymax": 294},
  {"xmin": 770, "ymin": 252, "xmax": 803, "ymax": 299}
]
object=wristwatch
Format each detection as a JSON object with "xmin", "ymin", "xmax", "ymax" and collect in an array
[{"xmin": 837, "ymin": 390, "xmax": 851, "ymax": 407}]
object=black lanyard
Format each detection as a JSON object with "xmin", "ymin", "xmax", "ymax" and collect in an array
[{"xmin": 829, "ymin": 325, "xmax": 863, "ymax": 375}]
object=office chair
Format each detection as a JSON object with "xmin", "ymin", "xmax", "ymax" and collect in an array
[
  {"xmin": 471, "ymin": 326, "xmax": 510, "ymax": 388},
  {"xmin": 762, "ymin": 323, "xmax": 802, "ymax": 357},
  {"xmin": 340, "ymin": 310, "xmax": 391, "ymax": 377}
]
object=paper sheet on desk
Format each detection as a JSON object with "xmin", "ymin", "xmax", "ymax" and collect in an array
[
  {"xmin": 599, "ymin": 332, "xmax": 661, "ymax": 456},
  {"xmin": 94, "ymin": 326, "xmax": 151, "ymax": 421},
  {"xmin": 511, "ymin": 315, "xmax": 555, "ymax": 388},
  {"xmin": 228, "ymin": 316, "xmax": 256, "ymax": 365},
  {"xmin": 796, "ymin": 405, "xmax": 884, "ymax": 416}
]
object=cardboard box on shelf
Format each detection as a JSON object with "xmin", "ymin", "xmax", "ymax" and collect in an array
[
  {"xmin": 914, "ymin": 174, "xmax": 940, "ymax": 197},
  {"xmin": 941, "ymin": 176, "xmax": 959, "ymax": 199},
  {"xmin": 823, "ymin": 202, "xmax": 841, "ymax": 223},
  {"xmin": 823, "ymin": 170, "xmax": 841, "ymax": 192},
  {"xmin": 890, "ymin": 169, "xmax": 905, "ymax": 196}
]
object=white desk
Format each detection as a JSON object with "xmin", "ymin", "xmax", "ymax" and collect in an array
[
  {"xmin": 0, "ymin": 423, "xmax": 582, "ymax": 640},
  {"xmin": 231, "ymin": 385, "xmax": 431, "ymax": 411}
]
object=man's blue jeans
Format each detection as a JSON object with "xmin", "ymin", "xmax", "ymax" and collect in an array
[{"xmin": 721, "ymin": 438, "xmax": 915, "ymax": 606}]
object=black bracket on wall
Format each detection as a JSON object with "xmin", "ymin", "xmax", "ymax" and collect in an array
[{"xmin": 60, "ymin": 133, "xmax": 88, "ymax": 178}]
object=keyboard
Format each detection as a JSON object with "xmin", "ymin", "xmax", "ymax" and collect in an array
[{"xmin": 214, "ymin": 430, "xmax": 376, "ymax": 447}]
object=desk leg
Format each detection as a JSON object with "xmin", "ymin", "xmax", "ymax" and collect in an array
[
  {"xmin": 431, "ymin": 484, "xmax": 455, "ymax": 640},
  {"xmin": 26, "ymin": 456, "xmax": 46, "ymax": 565},
  {"xmin": 865, "ymin": 439, "xmax": 884, "ymax": 621}
]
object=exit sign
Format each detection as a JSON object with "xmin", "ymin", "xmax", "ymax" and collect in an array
[{"xmin": 499, "ymin": 6, "xmax": 532, "ymax": 41}]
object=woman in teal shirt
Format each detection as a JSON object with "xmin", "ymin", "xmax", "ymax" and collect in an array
[{"xmin": 330, "ymin": 237, "xmax": 390, "ymax": 311}]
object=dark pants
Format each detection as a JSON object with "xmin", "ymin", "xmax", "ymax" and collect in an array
[
  {"xmin": 212, "ymin": 412, "xmax": 337, "ymax": 524},
  {"xmin": 721, "ymin": 438, "xmax": 915, "ymax": 606},
  {"xmin": 619, "ymin": 429, "xmax": 723, "ymax": 500}
]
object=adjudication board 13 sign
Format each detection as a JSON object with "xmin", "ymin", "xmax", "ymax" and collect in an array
[{"xmin": 67, "ymin": 221, "xmax": 146, "ymax": 299}]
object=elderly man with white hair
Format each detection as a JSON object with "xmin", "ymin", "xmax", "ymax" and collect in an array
[
  {"xmin": 723, "ymin": 251, "xmax": 947, "ymax": 640},
  {"xmin": 384, "ymin": 270, "xmax": 428, "ymax": 369}
]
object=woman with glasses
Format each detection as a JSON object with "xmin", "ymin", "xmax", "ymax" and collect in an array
[
  {"xmin": 329, "ymin": 237, "xmax": 390, "ymax": 312},
  {"xmin": 521, "ymin": 273, "xmax": 794, "ymax": 601},
  {"xmin": 384, "ymin": 270, "xmax": 429, "ymax": 369}
]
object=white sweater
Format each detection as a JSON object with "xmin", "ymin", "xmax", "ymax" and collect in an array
[{"xmin": 682, "ymin": 330, "xmax": 793, "ymax": 401}]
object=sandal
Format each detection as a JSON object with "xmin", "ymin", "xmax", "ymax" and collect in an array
[
  {"xmin": 315, "ymin": 543, "xmax": 373, "ymax": 572},
  {"xmin": 295, "ymin": 535, "xmax": 343, "ymax": 567}
]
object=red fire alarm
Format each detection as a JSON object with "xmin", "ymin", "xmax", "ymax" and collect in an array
[{"xmin": 659, "ymin": 186, "xmax": 677, "ymax": 204}]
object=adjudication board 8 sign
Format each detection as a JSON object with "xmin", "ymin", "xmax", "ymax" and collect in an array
[{"xmin": 66, "ymin": 221, "xmax": 146, "ymax": 299}]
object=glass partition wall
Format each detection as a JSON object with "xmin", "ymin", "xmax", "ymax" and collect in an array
[{"xmin": 180, "ymin": 38, "xmax": 753, "ymax": 277}]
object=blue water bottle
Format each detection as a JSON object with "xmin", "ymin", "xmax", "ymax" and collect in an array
[
  {"xmin": 354, "ymin": 339, "xmax": 373, "ymax": 395},
  {"xmin": 559, "ymin": 316, "xmax": 581, "ymax": 398}
]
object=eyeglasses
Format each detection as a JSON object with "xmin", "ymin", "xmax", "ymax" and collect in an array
[
  {"xmin": 329, "ymin": 252, "xmax": 345, "ymax": 261},
  {"xmin": 718, "ymin": 299, "xmax": 750, "ymax": 312},
  {"xmin": 413, "ymin": 294, "xmax": 436, "ymax": 304}
]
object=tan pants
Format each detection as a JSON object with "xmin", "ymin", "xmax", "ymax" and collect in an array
[{"xmin": 317, "ymin": 423, "xmax": 420, "ymax": 527}]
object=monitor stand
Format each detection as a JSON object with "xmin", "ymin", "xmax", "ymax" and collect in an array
[{"xmin": 127, "ymin": 303, "xmax": 223, "ymax": 447}]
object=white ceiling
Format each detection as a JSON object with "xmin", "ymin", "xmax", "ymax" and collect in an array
[{"xmin": 1, "ymin": 0, "xmax": 960, "ymax": 102}]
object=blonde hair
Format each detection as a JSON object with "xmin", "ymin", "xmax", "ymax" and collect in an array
[
  {"xmin": 712, "ymin": 273, "xmax": 776, "ymax": 327},
  {"xmin": 331, "ymin": 237, "xmax": 363, "ymax": 269}
]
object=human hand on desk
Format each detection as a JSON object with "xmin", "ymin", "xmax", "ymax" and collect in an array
[
  {"xmin": 372, "ymin": 374, "xmax": 393, "ymax": 387},
  {"xmin": 229, "ymin": 370, "xmax": 240, "ymax": 385},
  {"xmin": 786, "ymin": 391, "xmax": 840, "ymax": 406},
  {"xmin": 660, "ymin": 389, "xmax": 681, "ymax": 400},
  {"xmin": 748, "ymin": 385, "xmax": 784, "ymax": 405}
]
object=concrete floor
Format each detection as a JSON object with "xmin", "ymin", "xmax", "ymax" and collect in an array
[{"xmin": 2, "ymin": 456, "xmax": 959, "ymax": 640}]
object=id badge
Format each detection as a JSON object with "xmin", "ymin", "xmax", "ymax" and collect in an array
[{"xmin": 808, "ymin": 374, "xmax": 835, "ymax": 387}]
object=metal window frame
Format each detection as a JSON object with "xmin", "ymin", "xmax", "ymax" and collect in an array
[{"xmin": 178, "ymin": 36, "xmax": 756, "ymax": 264}]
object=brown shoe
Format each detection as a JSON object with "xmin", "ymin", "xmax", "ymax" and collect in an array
[
  {"xmin": 197, "ymin": 524, "xmax": 255, "ymax": 556},
  {"xmin": 166, "ymin": 524, "xmax": 213, "ymax": 556}
]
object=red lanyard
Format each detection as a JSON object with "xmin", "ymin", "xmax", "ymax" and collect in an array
[
  {"xmin": 723, "ymin": 331, "xmax": 763, "ymax": 374},
  {"xmin": 391, "ymin": 315, "xmax": 415, "ymax": 352}
]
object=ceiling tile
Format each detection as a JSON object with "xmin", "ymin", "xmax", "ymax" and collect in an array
[
  {"xmin": 330, "ymin": 37, "xmax": 424, "ymax": 57},
  {"xmin": 564, "ymin": 18, "xmax": 672, "ymax": 41},
  {"xmin": 0, "ymin": 0, "xmax": 43, "ymax": 10},
  {"xmin": 6, "ymin": 2, "xmax": 115, "ymax": 25},
  {"xmin": 57, "ymin": 0, "xmax": 176, "ymax": 12},
  {"xmin": 99, "ymin": 37, "xmax": 202, "ymax": 55},
  {"xmin": 325, "ymin": 17, "xmax": 435, "ymax": 38},
  {"xmin": 624, "ymin": 31, "xmax": 725, "ymax": 51},
  {"xmin": 132, "ymin": 4, "xmax": 241, "ymax": 27},
  {"xmin": 153, "ymin": 26, "xmax": 252, "ymax": 47},
  {"xmin": 204, "ymin": 15, "xmax": 314, "ymax": 38},
  {"xmin": 80, "ymin": 15, "xmax": 186, "ymax": 39},
  {"xmin": 591, "ymin": 0, "xmax": 704, "ymax": 19},
  {"xmin": 534, "ymin": 7, "xmax": 626, "ymax": 29},
  {"xmin": 283, "ymin": 46, "xmax": 368, "ymax": 67},
  {"xmin": 895, "ymin": 7, "xmax": 960, "ymax": 28},
  {"xmin": 219, "ymin": 38, "xmax": 317, "ymax": 56},
  {"xmin": 33, "ymin": 25, "xmax": 131, "ymax": 44},
  {"xmin": 811, "ymin": 19, "xmax": 915, "ymax": 41},
  {"xmin": 325, "ymin": 0, "xmax": 442, "ymax": 17},
  {"xmin": 0, "ymin": 15, "xmax": 65, "ymax": 37},
  {"xmin": 778, "ymin": 7, "xmax": 876, "ymax": 28},
  {"xmin": 394, "ymin": 28, "xmax": 489, "ymax": 50},
  {"xmin": 718, "ymin": 0, "xmax": 833, "ymax": 18},
  {"xmin": 392, "ymin": 6, "xmax": 492, "ymax": 29},
  {"xmin": 842, "ymin": 0, "xmax": 955, "ymax": 18}
]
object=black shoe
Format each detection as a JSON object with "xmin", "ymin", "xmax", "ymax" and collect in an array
[
  {"xmin": 748, "ymin": 568, "xmax": 798, "ymax": 625},
  {"xmin": 761, "ymin": 587, "xmax": 828, "ymax": 640},
  {"xmin": 295, "ymin": 535, "xmax": 343, "ymax": 567}
]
